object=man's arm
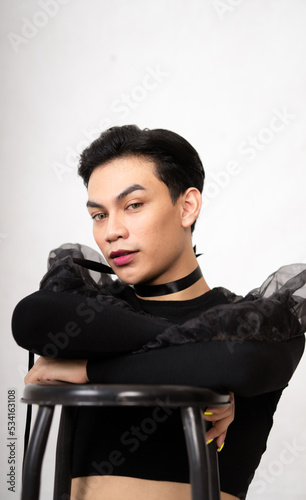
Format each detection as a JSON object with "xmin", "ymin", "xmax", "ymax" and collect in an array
[
  {"xmin": 23, "ymin": 336, "xmax": 304, "ymax": 398},
  {"xmin": 24, "ymin": 355, "xmax": 235, "ymax": 450},
  {"xmin": 12, "ymin": 289, "xmax": 171, "ymax": 358},
  {"xmin": 86, "ymin": 337, "xmax": 305, "ymax": 397},
  {"xmin": 12, "ymin": 286, "xmax": 305, "ymax": 397}
]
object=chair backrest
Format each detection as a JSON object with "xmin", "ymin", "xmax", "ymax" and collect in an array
[{"xmin": 21, "ymin": 382, "xmax": 230, "ymax": 500}]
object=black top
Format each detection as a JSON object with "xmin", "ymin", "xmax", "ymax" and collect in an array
[
  {"xmin": 70, "ymin": 289, "xmax": 284, "ymax": 499},
  {"xmin": 11, "ymin": 243, "xmax": 306, "ymax": 499}
]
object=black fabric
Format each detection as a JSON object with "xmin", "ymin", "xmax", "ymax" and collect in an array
[
  {"xmin": 71, "ymin": 391, "xmax": 283, "ymax": 498},
  {"xmin": 12, "ymin": 289, "xmax": 170, "ymax": 359},
  {"xmin": 11, "ymin": 243, "xmax": 306, "ymax": 499},
  {"xmin": 71, "ymin": 291, "xmax": 291, "ymax": 498},
  {"xmin": 90, "ymin": 338, "xmax": 304, "ymax": 397}
]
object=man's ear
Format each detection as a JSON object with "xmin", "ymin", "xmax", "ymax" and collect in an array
[{"xmin": 180, "ymin": 188, "xmax": 202, "ymax": 229}]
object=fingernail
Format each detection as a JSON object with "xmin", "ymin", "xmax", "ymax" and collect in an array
[
  {"xmin": 206, "ymin": 438, "xmax": 214, "ymax": 445},
  {"xmin": 217, "ymin": 442, "xmax": 225, "ymax": 453},
  {"xmin": 204, "ymin": 411, "xmax": 213, "ymax": 416}
]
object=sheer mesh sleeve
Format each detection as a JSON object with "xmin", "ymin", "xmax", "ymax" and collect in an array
[
  {"xmin": 39, "ymin": 242, "xmax": 114, "ymax": 296},
  {"xmin": 138, "ymin": 264, "xmax": 306, "ymax": 352},
  {"xmin": 19, "ymin": 243, "xmax": 306, "ymax": 354},
  {"xmin": 11, "ymin": 243, "xmax": 172, "ymax": 358},
  {"xmin": 39, "ymin": 242, "xmax": 135, "ymax": 308}
]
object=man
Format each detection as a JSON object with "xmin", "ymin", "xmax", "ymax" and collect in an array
[{"xmin": 13, "ymin": 125, "xmax": 305, "ymax": 500}]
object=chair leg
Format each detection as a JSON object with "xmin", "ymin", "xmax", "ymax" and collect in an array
[
  {"xmin": 181, "ymin": 406, "xmax": 220, "ymax": 500},
  {"xmin": 53, "ymin": 407, "xmax": 77, "ymax": 500},
  {"xmin": 22, "ymin": 405, "xmax": 54, "ymax": 500},
  {"xmin": 207, "ymin": 440, "xmax": 221, "ymax": 499}
]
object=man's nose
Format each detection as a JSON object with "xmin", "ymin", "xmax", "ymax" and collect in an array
[{"xmin": 104, "ymin": 214, "xmax": 128, "ymax": 242}]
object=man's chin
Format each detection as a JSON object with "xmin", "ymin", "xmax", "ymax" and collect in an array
[
  {"xmin": 115, "ymin": 272, "xmax": 154, "ymax": 287},
  {"xmin": 112, "ymin": 270, "xmax": 139, "ymax": 286}
]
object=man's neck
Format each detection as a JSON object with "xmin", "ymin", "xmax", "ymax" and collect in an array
[{"xmin": 136, "ymin": 275, "xmax": 210, "ymax": 301}]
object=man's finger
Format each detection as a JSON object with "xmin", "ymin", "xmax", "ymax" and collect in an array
[
  {"xmin": 203, "ymin": 406, "xmax": 232, "ymax": 421},
  {"xmin": 205, "ymin": 415, "xmax": 232, "ymax": 442}
]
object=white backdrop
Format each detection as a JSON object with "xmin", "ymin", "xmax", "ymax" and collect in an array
[{"xmin": 1, "ymin": 1, "xmax": 305, "ymax": 499}]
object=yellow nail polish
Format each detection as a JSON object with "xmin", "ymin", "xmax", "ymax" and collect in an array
[
  {"xmin": 217, "ymin": 442, "xmax": 225, "ymax": 452},
  {"xmin": 204, "ymin": 411, "xmax": 213, "ymax": 416},
  {"xmin": 207, "ymin": 438, "xmax": 214, "ymax": 445}
]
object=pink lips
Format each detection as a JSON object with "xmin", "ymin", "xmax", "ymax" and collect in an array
[{"xmin": 110, "ymin": 250, "xmax": 138, "ymax": 267}]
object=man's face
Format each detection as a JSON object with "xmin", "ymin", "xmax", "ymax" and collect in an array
[{"xmin": 87, "ymin": 155, "xmax": 192, "ymax": 285}]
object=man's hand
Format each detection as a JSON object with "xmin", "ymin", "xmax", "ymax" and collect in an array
[
  {"xmin": 203, "ymin": 391, "xmax": 235, "ymax": 451},
  {"xmin": 24, "ymin": 356, "xmax": 89, "ymax": 385},
  {"xmin": 25, "ymin": 358, "xmax": 234, "ymax": 451}
]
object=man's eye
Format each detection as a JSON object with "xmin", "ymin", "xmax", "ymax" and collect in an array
[
  {"xmin": 127, "ymin": 203, "xmax": 143, "ymax": 210},
  {"xmin": 92, "ymin": 213, "xmax": 106, "ymax": 221}
]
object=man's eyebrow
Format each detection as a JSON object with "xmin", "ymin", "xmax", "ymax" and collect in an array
[
  {"xmin": 116, "ymin": 184, "xmax": 146, "ymax": 202},
  {"xmin": 86, "ymin": 184, "xmax": 146, "ymax": 209},
  {"xmin": 86, "ymin": 200, "xmax": 105, "ymax": 209}
]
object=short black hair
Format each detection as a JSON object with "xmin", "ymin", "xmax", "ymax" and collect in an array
[{"xmin": 78, "ymin": 125, "xmax": 205, "ymax": 232}]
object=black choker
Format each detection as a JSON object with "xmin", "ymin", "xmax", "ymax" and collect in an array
[
  {"xmin": 134, "ymin": 266, "xmax": 203, "ymax": 298},
  {"xmin": 73, "ymin": 258, "xmax": 203, "ymax": 298}
]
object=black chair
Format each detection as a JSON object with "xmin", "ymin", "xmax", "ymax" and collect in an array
[{"xmin": 21, "ymin": 383, "xmax": 230, "ymax": 500}]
